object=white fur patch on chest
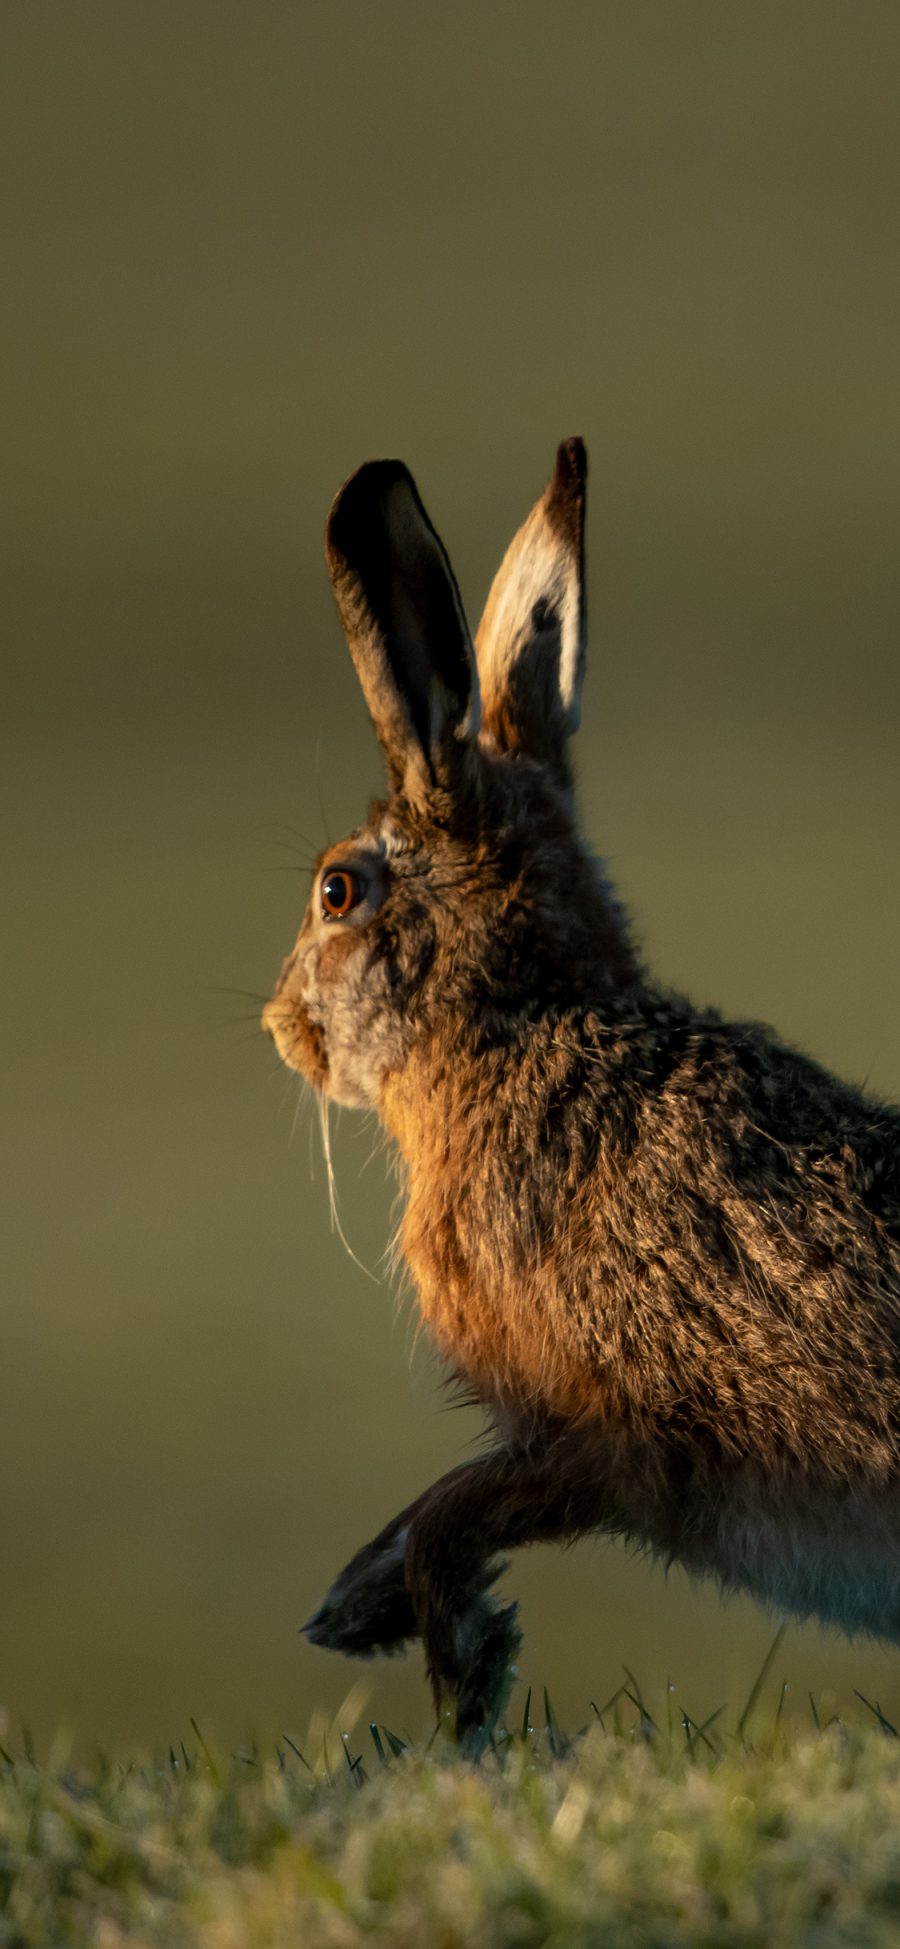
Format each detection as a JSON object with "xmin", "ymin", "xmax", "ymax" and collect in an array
[{"xmin": 708, "ymin": 1495, "xmax": 900, "ymax": 1643}]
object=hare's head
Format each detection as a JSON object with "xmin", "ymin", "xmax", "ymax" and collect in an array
[{"xmin": 263, "ymin": 441, "xmax": 637, "ymax": 1109}]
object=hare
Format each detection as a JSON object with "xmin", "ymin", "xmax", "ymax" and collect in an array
[{"xmin": 263, "ymin": 439, "xmax": 900, "ymax": 1751}]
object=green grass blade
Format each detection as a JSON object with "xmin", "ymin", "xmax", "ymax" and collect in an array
[
  {"xmin": 736, "ymin": 1623, "xmax": 787, "ymax": 1741},
  {"xmin": 369, "ymin": 1722, "xmax": 387, "ymax": 1765},
  {"xmin": 854, "ymin": 1691, "xmax": 898, "ymax": 1736}
]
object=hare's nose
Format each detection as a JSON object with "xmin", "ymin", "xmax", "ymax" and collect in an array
[{"xmin": 263, "ymin": 950, "xmax": 301, "ymax": 1037}]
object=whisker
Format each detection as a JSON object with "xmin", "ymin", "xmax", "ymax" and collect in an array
[
  {"xmin": 280, "ymin": 1070, "xmax": 301, "ymax": 1116},
  {"xmin": 253, "ymin": 819, "xmax": 324, "ymax": 855},
  {"xmin": 289, "ymin": 1077, "xmax": 307, "ymax": 1148},
  {"xmin": 359, "ymin": 1120, "xmax": 390, "ymax": 1179},
  {"xmin": 317, "ymin": 1094, "xmax": 380, "ymax": 1284},
  {"xmin": 195, "ymin": 983, "xmax": 271, "ymax": 1004},
  {"xmin": 313, "ymin": 736, "xmax": 332, "ymax": 847},
  {"xmin": 266, "ymin": 838, "xmax": 320, "ymax": 866}
]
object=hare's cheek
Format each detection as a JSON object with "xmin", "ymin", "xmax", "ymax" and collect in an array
[
  {"xmin": 317, "ymin": 928, "xmax": 365, "ymax": 978},
  {"xmin": 303, "ymin": 937, "xmax": 405, "ymax": 1111}
]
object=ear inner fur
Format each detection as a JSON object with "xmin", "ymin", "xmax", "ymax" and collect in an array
[
  {"xmin": 326, "ymin": 459, "xmax": 480, "ymax": 799},
  {"xmin": 475, "ymin": 437, "xmax": 586, "ymax": 786}
]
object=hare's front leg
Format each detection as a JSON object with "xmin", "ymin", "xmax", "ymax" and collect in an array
[
  {"xmin": 302, "ymin": 1459, "xmax": 495, "ymax": 1659},
  {"xmin": 304, "ymin": 1444, "xmax": 601, "ymax": 1751},
  {"xmin": 302, "ymin": 1505, "xmax": 417, "ymax": 1658},
  {"xmin": 405, "ymin": 1444, "xmax": 601, "ymax": 1754}
]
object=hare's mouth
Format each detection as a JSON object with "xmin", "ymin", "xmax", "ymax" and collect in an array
[{"xmin": 262, "ymin": 995, "xmax": 329, "ymax": 1089}]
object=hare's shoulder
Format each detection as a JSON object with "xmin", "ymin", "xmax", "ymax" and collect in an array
[
  {"xmin": 555, "ymin": 993, "xmax": 900, "ymax": 1202},
  {"xmin": 420, "ymin": 992, "xmax": 900, "ymax": 1216}
]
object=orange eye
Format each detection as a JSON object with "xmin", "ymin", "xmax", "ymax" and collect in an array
[{"xmin": 321, "ymin": 868, "xmax": 365, "ymax": 919}]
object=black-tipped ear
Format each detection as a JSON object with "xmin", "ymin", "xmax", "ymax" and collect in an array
[
  {"xmin": 326, "ymin": 460, "xmax": 479, "ymax": 799},
  {"xmin": 474, "ymin": 438, "xmax": 587, "ymax": 789}
]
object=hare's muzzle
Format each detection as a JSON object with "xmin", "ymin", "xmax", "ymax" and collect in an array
[
  {"xmin": 261, "ymin": 992, "xmax": 329, "ymax": 1089},
  {"xmin": 260, "ymin": 997, "xmax": 280, "ymax": 1041}
]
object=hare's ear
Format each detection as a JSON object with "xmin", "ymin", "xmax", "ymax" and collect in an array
[
  {"xmin": 475, "ymin": 438, "xmax": 586, "ymax": 789},
  {"xmin": 326, "ymin": 460, "xmax": 479, "ymax": 800}
]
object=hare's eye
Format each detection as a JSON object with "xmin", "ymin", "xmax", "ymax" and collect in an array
[{"xmin": 321, "ymin": 868, "xmax": 365, "ymax": 919}]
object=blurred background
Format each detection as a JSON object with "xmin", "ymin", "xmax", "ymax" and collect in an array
[{"xmin": 3, "ymin": 1, "xmax": 900, "ymax": 1754}]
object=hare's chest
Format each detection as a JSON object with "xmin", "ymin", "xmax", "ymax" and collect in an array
[
  {"xmin": 405, "ymin": 1227, "xmax": 518, "ymax": 1396},
  {"xmin": 401, "ymin": 1199, "xmax": 597, "ymax": 1418},
  {"xmin": 395, "ymin": 1098, "xmax": 598, "ymax": 1409}
]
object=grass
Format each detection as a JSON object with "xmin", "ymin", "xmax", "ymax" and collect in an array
[{"xmin": 6, "ymin": 1660, "xmax": 900, "ymax": 1946}]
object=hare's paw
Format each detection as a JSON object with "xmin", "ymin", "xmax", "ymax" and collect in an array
[
  {"xmin": 302, "ymin": 1527, "xmax": 416, "ymax": 1658},
  {"xmin": 426, "ymin": 1594, "xmax": 521, "ymax": 1757}
]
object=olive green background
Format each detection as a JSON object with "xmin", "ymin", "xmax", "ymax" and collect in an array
[{"xmin": 3, "ymin": 2, "xmax": 899, "ymax": 1751}]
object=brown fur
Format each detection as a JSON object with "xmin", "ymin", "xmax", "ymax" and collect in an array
[{"xmin": 263, "ymin": 441, "xmax": 900, "ymax": 1751}]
